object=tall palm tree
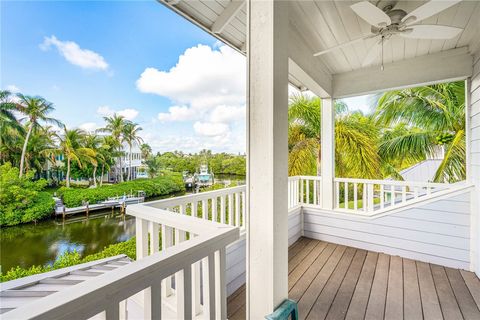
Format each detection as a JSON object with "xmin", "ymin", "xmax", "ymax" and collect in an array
[
  {"xmin": 122, "ymin": 122, "xmax": 143, "ymax": 180},
  {"xmin": 288, "ymin": 94, "xmax": 380, "ymax": 178},
  {"xmin": 140, "ymin": 143, "xmax": 152, "ymax": 160},
  {"xmin": 375, "ymin": 81, "xmax": 465, "ymax": 182},
  {"xmin": 99, "ymin": 114, "xmax": 126, "ymax": 182},
  {"xmin": 0, "ymin": 91, "xmax": 24, "ymax": 164},
  {"xmin": 15, "ymin": 94, "xmax": 61, "ymax": 177},
  {"xmin": 46, "ymin": 126, "xmax": 96, "ymax": 187},
  {"xmin": 84, "ymin": 134, "xmax": 105, "ymax": 187}
]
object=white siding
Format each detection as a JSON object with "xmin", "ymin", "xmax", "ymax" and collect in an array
[
  {"xmin": 225, "ymin": 209, "xmax": 302, "ymax": 296},
  {"xmin": 470, "ymin": 50, "xmax": 480, "ymax": 276},
  {"xmin": 303, "ymin": 192, "xmax": 471, "ymax": 270}
]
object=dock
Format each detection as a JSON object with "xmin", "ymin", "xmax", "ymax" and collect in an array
[{"xmin": 54, "ymin": 193, "xmax": 145, "ymax": 217}]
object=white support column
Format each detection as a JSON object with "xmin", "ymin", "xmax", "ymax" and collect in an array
[
  {"xmin": 246, "ymin": 0, "xmax": 289, "ymax": 318},
  {"xmin": 321, "ymin": 98, "xmax": 335, "ymax": 210}
]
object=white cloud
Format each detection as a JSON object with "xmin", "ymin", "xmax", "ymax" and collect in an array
[
  {"xmin": 78, "ymin": 122, "xmax": 99, "ymax": 132},
  {"xmin": 40, "ymin": 35, "xmax": 108, "ymax": 71},
  {"xmin": 136, "ymin": 45, "xmax": 245, "ymax": 109},
  {"xmin": 5, "ymin": 85, "xmax": 21, "ymax": 93},
  {"xmin": 158, "ymin": 105, "xmax": 198, "ymax": 122},
  {"xmin": 209, "ymin": 105, "xmax": 245, "ymax": 123},
  {"xmin": 137, "ymin": 44, "xmax": 246, "ymax": 148},
  {"xmin": 97, "ymin": 105, "xmax": 139, "ymax": 121},
  {"xmin": 193, "ymin": 122, "xmax": 229, "ymax": 137}
]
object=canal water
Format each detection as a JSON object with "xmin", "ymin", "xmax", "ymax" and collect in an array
[
  {"xmin": 1, "ymin": 175, "xmax": 245, "ymax": 273},
  {"xmin": 0, "ymin": 210, "xmax": 135, "ymax": 272}
]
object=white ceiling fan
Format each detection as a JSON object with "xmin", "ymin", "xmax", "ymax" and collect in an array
[{"xmin": 313, "ymin": 0, "xmax": 464, "ymax": 68}]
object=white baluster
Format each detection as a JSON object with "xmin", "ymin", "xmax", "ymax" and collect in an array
[
  {"xmin": 192, "ymin": 261, "xmax": 201, "ymax": 316},
  {"xmin": 363, "ymin": 184, "xmax": 367, "ymax": 212},
  {"xmin": 300, "ymin": 179, "xmax": 304, "ymax": 203},
  {"xmin": 192, "ymin": 201, "xmax": 198, "ymax": 218},
  {"xmin": 220, "ymin": 196, "xmax": 226, "ymax": 224},
  {"xmin": 336, "ymin": 181, "xmax": 341, "ymax": 209},
  {"xmin": 162, "ymin": 225, "xmax": 173, "ymax": 297},
  {"xmin": 228, "ymin": 193, "xmax": 234, "ymax": 226},
  {"xmin": 414, "ymin": 186, "xmax": 419, "ymax": 199},
  {"xmin": 313, "ymin": 179, "xmax": 317, "ymax": 205},
  {"xmin": 149, "ymin": 222, "xmax": 160, "ymax": 254},
  {"xmin": 380, "ymin": 184, "xmax": 384, "ymax": 209},
  {"xmin": 353, "ymin": 183, "xmax": 358, "ymax": 211},
  {"xmin": 367, "ymin": 184, "xmax": 374, "ymax": 212},
  {"xmin": 151, "ymin": 277, "xmax": 162, "ymax": 320},
  {"xmin": 215, "ymin": 248, "xmax": 226, "ymax": 320},
  {"xmin": 241, "ymin": 191, "xmax": 246, "ymax": 228},
  {"xmin": 205, "ymin": 253, "xmax": 216, "ymax": 320},
  {"xmin": 344, "ymin": 182, "xmax": 349, "ymax": 209},
  {"xmin": 402, "ymin": 186, "xmax": 407, "ymax": 203},
  {"xmin": 177, "ymin": 266, "xmax": 192, "ymax": 320},
  {"xmin": 202, "ymin": 199, "xmax": 208, "ymax": 220},
  {"xmin": 306, "ymin": 179, "xmax": 310, "ymax": 204},
  {"xmin": 212, "ymin": 197, "xmax": 218, "ymax": 222},
  {"xmin": 390, "ymin": 185, "xmax": 395, "ymax": 207},
  {"xmin": 235, "ymin": 192, "xmax": 240, "ymax": 227}
]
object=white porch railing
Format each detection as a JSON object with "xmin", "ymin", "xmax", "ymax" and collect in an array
[
  {"xmin": 3, "ymin": 206, "xmax": 239, "ymax": 320},
  {"xmin": 333, "ymin": 178, "xmax": 458, "ymax": 214},
  {"xmin": 147, "ymin": 185, "xmax": 247, "ymax": 234},
  {"xmin": 288, "ymin": 176, "xmax": 322, "ymax": 207}
]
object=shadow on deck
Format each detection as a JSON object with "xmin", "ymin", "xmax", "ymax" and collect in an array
[{"xmin": 227, "ymin": 237, "xmax": 480, "ymax": 320}]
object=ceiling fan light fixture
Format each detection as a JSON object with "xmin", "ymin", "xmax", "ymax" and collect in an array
[{"xmin": 403, "ymin": 16, "xmax": 417, "ymax": 25}]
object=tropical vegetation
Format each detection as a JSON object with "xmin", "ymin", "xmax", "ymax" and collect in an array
[{"xmin": 288, "ymin": 81, "xmax": 466, "ymax": 183}]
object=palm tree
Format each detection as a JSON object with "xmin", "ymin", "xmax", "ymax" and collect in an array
[
  {"xmin": 140, "ymin": 143, "xmax": 152, "ymax": 160},
  {"xmin": 122, "ymin": 122, "xmax": 143, "ymax": 181},
  {"xmin": 46, "ymin": 126, "xmax": 96, "ymax": 187},
  {"xmin": 84, "ymin": 134, "xmax": 105, "ymax": 187},
  {"xmin": 288, "ymin": 94, "xmax": 380, "ymax": 178},
  {"xmin": 375, "ymin": 81, "xmax": 465, "ymax": 182},
  {"xmin": 15, "ymin": 94, "xmax": 61, "ymax": 177},
  {"xmin": 99, "ymin": 114, "xmax": 126, "ymax": 182},
  {"xmin": 0, "ymin": 91, "xmax": 24, "ymax": 164}
]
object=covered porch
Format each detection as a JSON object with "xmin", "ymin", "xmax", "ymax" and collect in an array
[{"xmin": 2, "ymin": 0, "xmax": 480, "ymax": 319}]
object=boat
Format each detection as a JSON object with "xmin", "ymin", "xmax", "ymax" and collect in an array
[{"xmin": 194, "ymin": 164, "xmax": 214, "ymax": 187}]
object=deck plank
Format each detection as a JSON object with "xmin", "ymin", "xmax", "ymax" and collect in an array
[
  {"xmin": 445, "ymin": 267, "xmax": 480, "ymax": 320},
  {"xmin": 289, "ymin": 238, "xmax": 310, "ymax": 261},
  {"xmin": 325, "ymin": 250, "xmax": 367, "ymax": 320},
  {"xmin": 227, "ymin": 285, "xmax": 245, "ymax": 319},
  {"xmin": 385, "ymin": 256, "xmax": 403, "ymax": 320},
  {"xmin": 296, "ymin": 245, "xmax": 347, "ymax": 318},
  {"xmin": 430, "ymin": 264, "xmax": 463, "ymax": 320},
  {"xmin": 364, "ymin": 253, "xmax": 390, "ymax": 320},
  {"xmin": 289, "ymin": 243, "xmax": 337, "ymax": 302},
  {"xmin": 417, "ymin": 261, "xmax": 443, "ymax": 320},
  {"xmin": 403, "ymin": 259, "xmax": 423, "ymax": 320},
  {"xmin": 289, "ymin": 241, "xmax": 328, "ymax": 290},
  {"xmin": 288, "ymin": 239, "xmax": 319, "ymax": 274},
  {"xmin": 461, "ymin": 270, "xmax": 480, "ymax": 310},
  {"xmin": 306, "ymin": 247, "xmax": 357, "ymax": 320},
  {"xmin": 345, "ymin": 252, "xmax": 378, "ymax": 320}
]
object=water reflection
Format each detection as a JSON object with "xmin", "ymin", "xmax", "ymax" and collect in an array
[{"xmin": 0, "ymin": 211, "xmax": 135, "ymax": 271}]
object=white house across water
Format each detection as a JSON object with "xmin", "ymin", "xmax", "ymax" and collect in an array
[{"xmin": 1, "ymin": 1, "xmax": 480, "ymax": 319}]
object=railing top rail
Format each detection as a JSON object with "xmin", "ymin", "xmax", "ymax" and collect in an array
[
  {"xmin": 3, "ymin": 214, "xmax": 239, "ymax": 320},
  {"xmin": 333, "ymin": 177, "xmax": 456, "ymax": 188},
  {"xmin": 289, "ymin": 175, "xmax": 322, "ymax": 180},
  {"xmin": 145, "ymin": 185, "xmax": 246, "ymax": 209},
  {"xmin": 128, "ymin": 204, "xmax": 227, "ymax": 234}
]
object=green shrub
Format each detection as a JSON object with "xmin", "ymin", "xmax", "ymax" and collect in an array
[
  {"xmin": 0, "ymin": 163, "xmax": 56, "ymax": 226},
  {"xmin": 0, "ymin": 238, "xmax": 136, "ymax": 282},
  {"xmin": 57, "ymin": 174, "xmax": 185, "ymax": 207}
]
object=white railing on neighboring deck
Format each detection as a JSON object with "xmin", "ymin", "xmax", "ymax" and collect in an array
[
  {"xmin": 148, "ymin": 185, "xmax": 247, "ymax": 234},
  {"xmin": 2, "ymin": 205, "xmax": 239, "ymax": 320},
  {"xmin": 288, "ymin": 176, "xmax": 322, "ymax": 207},
  {"xmin": 333, "ymin": 178, "xmax": 458, "ymax": 215}
]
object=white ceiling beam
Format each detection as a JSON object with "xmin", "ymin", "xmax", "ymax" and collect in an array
[
  {"xmin": 288, "ymin": 24, "xmax": 333, "ymax": 98},
  {"xmin": 333, "ymin": 47, "xmax": 473, "ymax": 98},
  {"xmin": 212, "ymin": 0, "xmax": 245, "ymax": 34}
]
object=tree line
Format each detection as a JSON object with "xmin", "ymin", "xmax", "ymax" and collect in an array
[{"xmin": 0, "ymin": 90, "xmax": 148, "ymax": 187}]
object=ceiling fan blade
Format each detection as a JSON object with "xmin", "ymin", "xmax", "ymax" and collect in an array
[
  {"xmin": 400, "ymin": 25, "xmax": 463, "ymax": 39},
  {"xmin": 313, "ymin": 34, "xmax": 377, "ymax": 57},
  {"xmin": 402, "ymin": 0, "xmax": 462, "ymax": 25},
  {"xmin": 351, "ymin": 1, "xmax": 391, "ymax": 27},
  {"xmin": 362, "ymin": 39, "xmax": 387, "ymax": 67}
]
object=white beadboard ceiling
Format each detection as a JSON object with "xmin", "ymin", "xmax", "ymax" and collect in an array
[{"xmin": 161, "ymin": 0, "xmax": 480, "ymax": 75}]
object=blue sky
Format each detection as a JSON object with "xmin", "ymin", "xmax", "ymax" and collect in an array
[{"xmin": 2, "ymin": 0, "xmax": 372, "ymax": 153}]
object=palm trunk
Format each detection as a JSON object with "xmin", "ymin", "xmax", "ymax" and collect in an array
[
  {"xmin": 93, "ymin": 165, "xmax": 97, "ymax": 187},
  {"xmin": 66, "ymin": 158, "xmax": 71, "ymax": 188},
  {"xmin": 118, "ymin": 155, "xmax": 123, "ymax": 183},
  {"xmin": 100, "ymin": 164, "xmax": 104, "ymax": 187},
  {"xmin": 129, "ymin": 144, "xmax": 132, "ymax": 181},
  {"xmin": 19, "ymin": 124, "xmax": 33, "ymax": 178}
]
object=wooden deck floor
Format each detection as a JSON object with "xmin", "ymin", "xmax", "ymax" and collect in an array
[{"xmin": 227, "ymin": 237, "xmax": 480, "ymax": 320}]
